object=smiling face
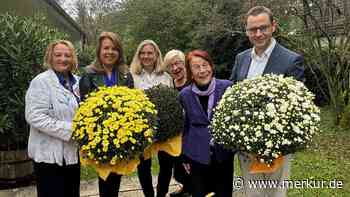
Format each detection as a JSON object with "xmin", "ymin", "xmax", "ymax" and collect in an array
[
  {"xmin": 246, "ymin": 13, "xmax": 276, "ymax": 54},
  {"xmin": 169, "ymin": 57, "xmax": 186, "ymax": 81},
  {"xmin": 51, "ymin": 43, "xmax": 73, "ymax": 74},
  {"xmin": 189, "ymin": 56, "xmax": 213, "ymax": 86},
  {"xmin": 99, "ymin": 38, "xmax": 119, "ymax": 66},
  {"xmin": 139, "ymin": 44, "xmax": 157, "ymax": 71}
]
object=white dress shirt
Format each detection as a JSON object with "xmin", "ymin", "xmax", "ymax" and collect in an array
[
  {"xmin": 247, "ymin": 38, "xmax": 276, "ymax": 79},
  {"xmin": 132, "ymin": 69, "xmax": 173, "ymax": 90}
]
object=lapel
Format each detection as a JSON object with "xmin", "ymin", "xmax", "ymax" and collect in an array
[
  {"xmin": 210, "ymin": 80, "xmax": 222, "ymax": 120},
  {"xmin": 47, "ymin": 69, "xmax": 71, "ymax": 94},
  {"xmin": 240, "ymin": 49, "xmax": 252, "ymax": 80},
  {"xmin": 117, "ymin": 70, "xmax": 128, "ymax": 86},
  {"xmin": 190, "ymin": 86, "xmax": 209, "ymax": 122},
  {"xmin": 48, "ymin": 69, "xmax": 80, "ymax": 99},
  {"xmin": 263, "ymin": 43, "xmax": 281, "ymax": 74},
  {"xmin": 90, "ymin": 73, "xmax": 104, "ymax": 87}
]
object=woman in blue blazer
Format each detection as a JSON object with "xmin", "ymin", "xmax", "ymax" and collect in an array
[{"xmin": 179, "ymin": 50, "xmax": 234, "ymax": 197}]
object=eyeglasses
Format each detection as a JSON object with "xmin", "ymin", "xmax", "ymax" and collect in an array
[
  {"xmin": 169, "ymin": 61, "xmax": 184, "ymax": 68},
  {"xmin": 246, "ymin": 25, "xmax": 271, "ymax": 35},
  {"xmin": 190, "ymin": 63, "xmax": 210, "ymax": 70}
]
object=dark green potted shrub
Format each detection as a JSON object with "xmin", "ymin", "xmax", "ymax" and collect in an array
[
  {"xmin": 144, "ymin": 85, "xmax": 184, "ymax": 142},
  {"xmin": 0, "ymin": 13, "xmax": 67, "ymax": 183}
]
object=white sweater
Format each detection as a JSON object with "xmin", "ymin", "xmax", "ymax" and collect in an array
[{"xmin": 25, "ymin": 69, "xmax": 79, "ymax": 165}]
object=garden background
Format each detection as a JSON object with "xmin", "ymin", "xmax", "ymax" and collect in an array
[{"xmin": 0, "ymin": 0, "xmax": 349, "ymax": 196}]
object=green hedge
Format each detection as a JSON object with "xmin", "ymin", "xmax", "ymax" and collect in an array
[{"xmin": 0, "ymin": 13, "xmax": 68, "ymax": 150}]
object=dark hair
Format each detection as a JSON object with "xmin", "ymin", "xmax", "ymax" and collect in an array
[
  {"xmin": 245, "ymin": 6, "xmax": 274, "ymax": 24},
  {"xmin": 185, "ymin": 50, "xmax": 215, "ymax": 82}
]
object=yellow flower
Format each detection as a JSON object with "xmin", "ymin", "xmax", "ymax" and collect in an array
[
  {"xmin": 129, "ymin": 137, "xmax": 136, "ymax": 144},
  {"xmin": 144, "ymin": 129, "xmax": 153, "ymax": 137},
  {"xmin": 72, "ymin": 86, "xmax": 157, "ymax": 164}
]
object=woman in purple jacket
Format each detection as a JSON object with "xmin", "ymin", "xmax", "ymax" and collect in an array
[{"xmin": 179, "ymin": 50, "xmax": 234, "ymax": 197}]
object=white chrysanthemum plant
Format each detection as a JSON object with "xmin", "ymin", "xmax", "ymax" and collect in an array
[{"xmin": 210, "ymin": 74, "xmax": 320, "ymax": 171}]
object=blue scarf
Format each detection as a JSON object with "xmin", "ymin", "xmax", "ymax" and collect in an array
[{"xmin": 104, "ymin": 69, "xmax": 118, "ymax": 87}]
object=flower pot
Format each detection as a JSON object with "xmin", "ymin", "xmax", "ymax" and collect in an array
[
  {"xmin": 249, "ymin": 155, "xmax": 284, "ymax": 174},
  {"xmin": 0, "ymin": 149, "xmax": 33, "ymax": 182}
]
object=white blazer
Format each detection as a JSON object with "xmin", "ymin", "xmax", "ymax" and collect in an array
[{"xmin": 25, "ymin": 69, "xmax": 80, "ymax": 165}]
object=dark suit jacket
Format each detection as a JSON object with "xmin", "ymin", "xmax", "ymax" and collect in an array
[
  {"xmin": 229, "ymin": 42, "xmax": 304, "ymax": 82},
  {"xmin": 179, "ymin": 79, "xmax": 233, "ymax": 165}
]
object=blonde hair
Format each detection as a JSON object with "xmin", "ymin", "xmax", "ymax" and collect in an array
[
  {"xmin": 163, "ymin": 49, "xmax": 185, "ymax": 71},
  {"xmin": 130, "ymin": 40, "xmax": 165, "ymax": 75},
  {"xmin": 43, "ymin": 40, "xmax": 78, "ymax": 72}
]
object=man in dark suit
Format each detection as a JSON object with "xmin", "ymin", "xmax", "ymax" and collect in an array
[{"xmin": 229, "ymin": 6, "xmax": 304, "ymax": 197}]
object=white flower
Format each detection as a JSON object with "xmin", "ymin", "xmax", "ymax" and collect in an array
[
  {"xmin": 264, "ymin": 149, "xmax": 271, "ymax": 155},
  {"xmin": 270, "ymin": 129, "xmax": 278, "ymax": 134},
  {"xmin": 272, "ymin": 152, "xmax": 279, "ymax": 158},
  {"xmin": 255, "ymin": 130, "xmax": 262, "ymax": 137},
  {"xmin": 266, "ymin": 111, "xmax": 275, "ymax": 117},
  {"xmin": 282, "ymin": 139, "xmax": 291, "ymax": 145},
  {"xmin": 227, "ymin": 97, "xmax": 234, "ymax": 102},
  {"xmin": 292, "ymin": 124, "xmax": 303, "ymax": 134},
  {"xmin": 266, "ymin": 103, "xmax": 276, "ymax": 112},
  {"xmin": 301, "ymin": 102, "xmax": 310, "ymax": 108},
  {"xmin": 265, "ymin": 141, "xmax": 273, "ymax": 148},
  {"xmin": 233, "ymin": 125, "xmax": 240, "ymax": 130},
  {"xmin": 302, "ymin": 114, "xmax": 311, "ymax": 121},
  {"xmin": 233, "ymin": 110, "xmax": 240, "ymax": 116},
  {"xmin": 280, "ymin": 102, "xmax": 288, "ymax": 113},
  {"xmin": 244, "ymin": 136, "xmax": 249, "ymax": 142},
  {"xmin": 264, "ymin": 124, "xmax": 271, "ymax": 131},
  {"xmin": 210, "ymin": 74, "xmax": 320, "ymax": 165},
  {"xmin": 275, "ymin": 123, "xmax": 284, "ymax": 132}
]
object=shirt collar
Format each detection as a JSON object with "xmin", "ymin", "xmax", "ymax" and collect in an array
[
  {"xmin": 55, "ymin": 71, "xmax": 76, "ymax": 87},
  {"xmin": 251, "ymin": 38, "xmax": 276, "ymax": 59},
  {"xmin": 141, "ymin": 69, "xmax": 156, "ymax": 76}
]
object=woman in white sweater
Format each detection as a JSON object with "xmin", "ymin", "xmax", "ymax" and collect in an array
[
  {"xmin": 25, "ymin": 40, "xmax": 80, "ymax": 197},
  {"xmin": 130, "ymin": 40, "xmax": 172, "ymax": 197}
]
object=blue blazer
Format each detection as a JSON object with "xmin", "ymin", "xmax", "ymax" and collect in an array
[
  {"xmin": 179, "ymin": 79, "xmax": 233, "ymax": 165},
  {"xmin": 229, "ymin": 42, "xmax": 304, "ymax": 82}
]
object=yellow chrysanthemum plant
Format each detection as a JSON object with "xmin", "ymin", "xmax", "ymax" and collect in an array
[{"xmin": 72, "ymin": 86, "xmax": 157, "ymax": 180}]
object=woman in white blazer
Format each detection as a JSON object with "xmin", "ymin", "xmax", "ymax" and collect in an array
[{"xmin": 25, "ymin": 40, "xmax": 80, "ymax": 197}]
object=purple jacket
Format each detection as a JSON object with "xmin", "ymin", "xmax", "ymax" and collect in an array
[{"xmin": 179, "ymin": 79, "xmax": 233, "ymax": 165}]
